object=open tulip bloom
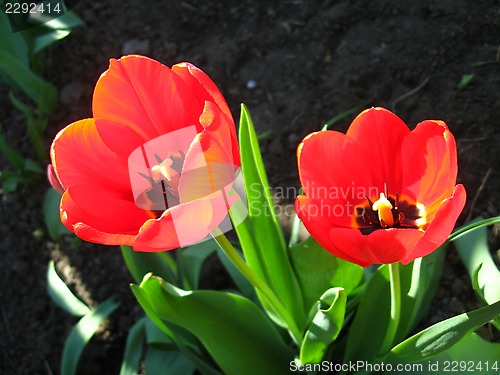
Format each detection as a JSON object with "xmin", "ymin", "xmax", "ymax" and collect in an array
[
  {"xmin": 48, "ymin": 56, "xmax": 500, "ymax": 375},
  {"xmin": 295, "ymin": 107, "xmax": 466, "ymax": 267}
]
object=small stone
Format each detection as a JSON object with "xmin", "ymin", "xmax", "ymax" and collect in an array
[
  {"xmin": 122, "ymin": 38, "xmax": 150, "ymax": 55},
  {"xmin": 246, "ymin": 79, "xmax": 257, "ymax": 90}
]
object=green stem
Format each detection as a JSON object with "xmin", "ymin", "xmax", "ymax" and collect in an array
[
  {"xmin": 380, "ymin": 262, "xmax": 401, "ymax": 355},
  {"xmin": 212, "ymin": 231, "xmax": 302, "ymax": 345}
]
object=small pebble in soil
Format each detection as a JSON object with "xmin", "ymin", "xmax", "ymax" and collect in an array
[{"xmin": 246, "ymin": 79, "xmax": 257, "ymax": 89}]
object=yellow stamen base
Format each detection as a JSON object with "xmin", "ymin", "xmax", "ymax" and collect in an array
[{"xmin": 372, "ymin": 192, "xmax": 394, "ymax": 227}]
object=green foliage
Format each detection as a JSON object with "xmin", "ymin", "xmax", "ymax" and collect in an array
[
  {"xmin": 44, "ymin": 187, "xmax": 71, "ymax": 240},
  {"xmin": 299, "ymin": 287, "xmax": 346, "ymax": 364},
  {"xmin": 132, "ymin": 274, "xmax": 295, "ymax": 375},
  {"xmin": 0, "ymin": 0, "xmax": 83, "ymax": 191},
  {"xmin": 230, "ymin": 104, "xmax": 305, "ymax": 328},
  {"xmin": 61, "ymin": 299, "xmax": 119, "ymax": 375},
  {"xmin": 290, "ymin": 236, "xmax": 364, "ymax": 312},
  {"xmin": 46, "ymin": 260, "xmax": 90, "ymax": 316},
  {"xmin": 119, "ymin": 318, "xmax": 146, "ymax": 375},
  {"xmin": 453, "ymin": 217, "xmax": 500, "ymax": 330},
  {"xmin": 386, "ymin": 300, "xmax": 500, "ymax": 363},
  {"xmin": 343, "ymin": 247, "xmax": 446, "ymax": 365}
]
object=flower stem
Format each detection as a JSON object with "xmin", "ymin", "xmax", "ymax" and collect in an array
[
  {"xmin": 381, "ymin": 262, "xmax": 401, "ymax": 355},
  {"xmin": 212, "ymin": 231, "xmax": 302, "ymax": 345}
]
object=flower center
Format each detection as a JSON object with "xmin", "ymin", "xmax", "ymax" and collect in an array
[
  {"xmin": 356, "ymin": 184, "xmax": 426, "ymax": 234},
  {"xmin": 136, "ymin": 150, "xmax": 186, "ymax": 218},
  {"xmin": 372, "ymin": 192, "xmax": 395, "ymax": 227}
]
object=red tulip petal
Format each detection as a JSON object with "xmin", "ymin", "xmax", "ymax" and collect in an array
[
  {"xmin": 50, "ymin": 118, "xmax": 130, "ymax": 190},
  {"xmin": 134, "ymin": 193, "xmax": 236, "ymax": 252},
  {"xmin": 47, "ymin": 164, "xmax": 64, "ymax": 194},
  {"xmin": 401, "ymin": 184, "xmax": 466, "ymax": 264},
  {"xmin": 364, "ymin": 228, "xmax": 424, "ymax": 264},
  {"xmin": 178, "ymin": 102, "xmax": 238, "ymax": 203},
  {"xmin": 60, "ymin": 190, "xmax": 137, "ymax": 246},
  {"xmin": 93, "ymin": 55, "xmax": 204, "ymax": 158},
  {"xmin": 51, "ymin": 118, "xmax": 152, "ymax": 236},
  {"xmin": 401, "ymin": 120, "xmax": 458, "ymax": 219},
  {"xmin": 298, "ymin": 130, "xmax": 373, "ymax": 206},
  {"xmin": 172, "ymin": 63, "xmax": 233, "ymax": 124},
  {"xmin": 346, "ymin": 107, "xmax": 409, "ymax": 193},
  {"xmin": 295, "ymin": 196, "xmax": 369, "ymax": 266},
  {"xmin": 172, "ymin": 63, "xmax": 239, "ymax": 165}
]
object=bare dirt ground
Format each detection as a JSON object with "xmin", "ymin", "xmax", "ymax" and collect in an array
[{"xmin": 1, "ymin": 0, "xmax": 499, "ymax": 374}]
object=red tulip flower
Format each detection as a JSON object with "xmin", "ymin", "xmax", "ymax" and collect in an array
[
  {"xmin": 295, "ymin": 107, "xmax": 466, "ymax": 267},
  {"xmin": 50, "ymin": 55, "xmax": 240, "ymax": 251}
]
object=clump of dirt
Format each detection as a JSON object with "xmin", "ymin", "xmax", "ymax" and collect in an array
[{"xmin": 1, "ymin": 0, "xmax": 499, "ymax": 374}]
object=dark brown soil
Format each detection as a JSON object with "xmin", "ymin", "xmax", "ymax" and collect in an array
[{"xmin": 1, "ymin": 1, "xmax": 499, "ymax": 374}]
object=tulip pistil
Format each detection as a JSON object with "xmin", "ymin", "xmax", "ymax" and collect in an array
[
  {"xmin": 372, "ymin": 193, "xmax": 395, "ymax": 227},
  {"xmin": 357, "ymin": 184, "xmax": 425, "ymax": 233}
]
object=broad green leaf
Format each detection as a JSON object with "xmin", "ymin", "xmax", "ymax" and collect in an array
[
  {"xmin": 121, "ymin": 245, "xmax": 177, "ymax": 284},
  {"xmin": 119, "ymin": 317, "xmax": 146, "ymax": 375},
  {"xmin": 33, "ymin": 29, "xmax": 71, "ymax": 54},
  {"xmin": 344, "ymin": 251, "xmax": 446, "ymax": 364},
  {"xmin": 448, "ymin": 216, "xmax": 500, "ymax": 242},
  {"xmin": 395, "ymin": 248, "xmax": 445, "ymax": 343},
  {"xmin": 289, "ymin": 236, "xmax": 364, "ymax": 311},
  {"xmin": 133, "ymin": 274, "xmax": 295, "ymax": 375},
  {"xmin": 46, "ymin": 260, "xmax": 90, "ymax": 316},
  {"xmin": 44, "ymin": 188, "xmax": 71, "ymax": 241},
  {"xmin": 343, "ymin": 264, "xmax": 391, "ymax": 364},
  {"xmin": 181, "ymin": 240, "xmax": 217, "ymax": 289},
  {"xmin": 61, "ymin": 298, "xmax": 119, "ymax": 375},
  {"xmin": 30, "ymin": 7, "xmax": 84, "ymax": 31},
  {"xmin": 453, "ymin": 218, "xmax": 500, "ymax": 329},
  {"xmin": 231, "ymin": 104, "xmax": 305, "ymax": 327},
  {"xmin": 131, "ymin": 279, "xmax": 222, "ymax": 375},
  {"xmin": 386, "ymin": 300, "xmax": 500, "ymax": 363},
  {"xmin": 0, "ymin": 10, "xmax": 28, "ymax": 65},
  {"xmin": 216, "ymin": 246, "xmax": 255, "ymax": 298},
  {"xmin": 145, "ymin": 348, "xmax": 196, "ymax": 375},
  {"xmin": 415, "ymin": 333, "xmax": 500, "ymax": 375},
  {"xmin": 145, "ymin": 316, "xmax": 176, "ymax": 350},
  {"xmin": 0, "ymin": 49, "xmax": 57, "ymax": 112},
  {"xmin": 300, "ymin": 287, "xmax": 346, "ymax": 364}
]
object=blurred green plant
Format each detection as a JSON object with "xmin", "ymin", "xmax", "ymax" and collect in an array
[{"xmin": 0, "ymin": 0, "xmax": 83, "ymax": 192}]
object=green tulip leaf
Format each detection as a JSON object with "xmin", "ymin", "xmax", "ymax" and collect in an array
[
  {"xmin": 230, "ymin": 104, "xmax": 305, "ymax": 328},
  {"xmin": 44, "ymin": 188, "xmax": 71, "ymax": 241},
  {"xmin": 290, "ymin": 236, "xmax": 364, "ymax": 311},
  {"xmin": 145, "ymin": 347, "xmax": 196, "ymax": 375},
  {"xmin": 121, "ymin": 245, "xmax": 177, "ymax": 284},
  {"xmin": 216, "ymin": 246, "xmax": 255, "ymax": 298},
  {"xmin": 395, "ymin": 248, "xmax": 446, "ymax": 343},
  {"xmin": 453, "ymin": 218, "xmax": 500, "ymax": 329},
  {"xmin": 46, "ymin": 260, "xmax": 90, "ymax": 316},
  {"xmin": 180, "ymin": 240, "xmax": 217, "ymax": 290},
  {"xmin": 386, "ymin": 300, "xmax": 500, "ymax": 363},
  {"xmin": 414, "ymin": 333, "xmax": 500, "ymax": 375},
  {"xmin": 132, "ymin": 274, "xmax": 294, "ymax": 375},
  {"xmin": 300, "ymin": 287, "xmax": 346, "ymax": 364},
  {"xmin": 0, "ymin": 49, "xmax": 57, "ymax": 113},
  {"xmin": 119, "ymin": 317, "xmax": 146, "ymax": 375},
  {"xmin": 61, "ymin": 298, "xmax": 119, "ymax": 375}
]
